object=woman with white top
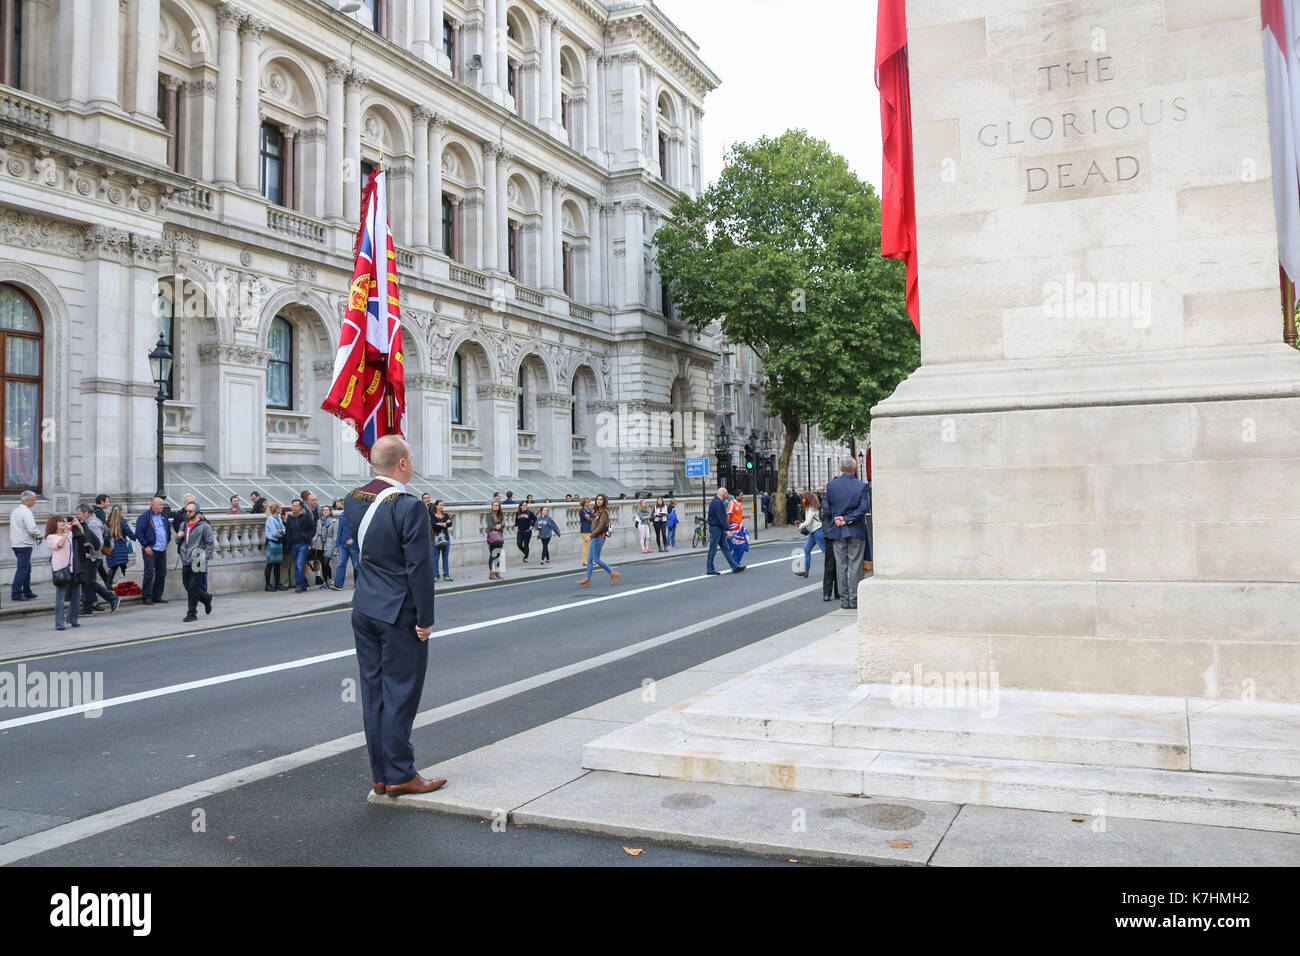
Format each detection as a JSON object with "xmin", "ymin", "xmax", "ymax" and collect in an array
[
  {"xmin": 635, "ymin": 499, "xmax": 653, "ymax": 553},
  {"xmin": 797, "ymin": 491, "xmax": 824, "ymax": 578},
  {"xmin": 652, "ymin": 497, "xmax": 669, "ymax": 552}
]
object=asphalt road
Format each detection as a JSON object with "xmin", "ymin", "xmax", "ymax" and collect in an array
[{"xmin": 1, "ymin": 537, "xmax": 831, "ymax": 866}]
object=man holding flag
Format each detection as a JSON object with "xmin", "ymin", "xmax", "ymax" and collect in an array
[{"xmin": 323, "ymin": 170, "xmax": 443, "ymax": 798}]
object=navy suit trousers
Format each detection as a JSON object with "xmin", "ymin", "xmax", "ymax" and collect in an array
[{"xmin": 352, "ymin": 608, "xmax": 429, "ymax": 786}]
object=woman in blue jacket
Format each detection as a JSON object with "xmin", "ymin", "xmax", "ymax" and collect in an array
[
  {"xmin": 103, "ymin": 505, "xmax": 137, "ymax": 585},
  {"xmin": 534, "ymin": 507, "xmax": 561, "ymax": 566}
]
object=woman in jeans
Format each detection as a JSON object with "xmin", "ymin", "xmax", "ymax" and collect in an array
[
  {"xmin": 652, "ymin": 497, "xmax": 669, "ymax": 552},
  {"xmin": 578, "ymin": 497, "xmax": 593, "ymax": 566},
  {"xmin": 579, "ymin": 494, "xmax": 620, "ymax": 587},
  {"xmin": 430, "ymin": 500, "xmax": 453, "ymax": 581},
  {"xmin": 264, "ymin": 502, "xmax": 287, "ymax": 591},
  {"xmin": 534, "ymin": 506, "xmax": 561, "ymax": 565},
  {"xmin": 666, "ymin": 499, "xmax": 679, "ymax": 548},
  {"xmin": 103, "ymin": 505, "xmax": 136, "ymax": 585},
  {"xmin": 46, "ymin": 515, "xmax": 79, "ymax": 630},
  {"xmin": 312, "ymin": 504, "xmax": 338, "ymax": 588},
  {"xmin": 635, "ymin": 499, "xmax": 653, "ymax": 553},
  {"xmin": 487, "ymin": 500, "xmax": 506, "ymax": 580},
  {"xmin": 797, "ymin": 491, "xmax": 824, "ymax": 577}
]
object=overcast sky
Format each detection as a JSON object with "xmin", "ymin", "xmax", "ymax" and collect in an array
[{"xmin": 653, "ymin": 0, "xmax": 884, "ymax": 191}]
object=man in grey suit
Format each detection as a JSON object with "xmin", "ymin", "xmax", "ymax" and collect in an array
[
  {"xmin": 344, "ymin": 435, "xmax": 446, "ymax": 798},
  {"xmin": 822, "ymin": 456, "xmax": 871, "ymax": 610}
]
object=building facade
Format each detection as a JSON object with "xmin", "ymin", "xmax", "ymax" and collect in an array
[{"xmin": 0, "ymin": 0, "xmax": 719, "ymax": 513}]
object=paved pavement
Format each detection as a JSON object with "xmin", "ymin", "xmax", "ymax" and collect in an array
[{"xmin": 0, "ymin": 534, "xmax": 829, "ymax": 866}]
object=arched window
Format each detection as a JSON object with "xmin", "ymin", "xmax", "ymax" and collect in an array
[
  {"xmin": 571, "ymin": 379, "xmax": 578, "ymax": 435},
  {"xmin": 516, "ymin": 366, "xmax": 525, "ymax": 430},
  {"xmin": 267, "ymin": 315, "xmax": 293, "ymax": 409},
  {"xmin": 0, "ymin": 284, "xmax": 42, "ymax": 491},
  {"xmin": 451, "ymin": 352, "xmax": 463, "ymax": 424}
]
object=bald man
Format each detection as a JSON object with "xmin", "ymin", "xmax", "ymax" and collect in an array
[{"xmin": 343, "ymin": 435, "xmax": 445, "ymax": 798}]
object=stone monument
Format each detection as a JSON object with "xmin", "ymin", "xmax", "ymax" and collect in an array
[{"xmin": 862, "ymin": 0, "xmax": 1300, "ymax": 703}]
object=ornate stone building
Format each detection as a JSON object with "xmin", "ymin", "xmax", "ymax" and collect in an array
[{"xmin": 0, "ymin": 0, "xmax": 719, "ymax": 511}]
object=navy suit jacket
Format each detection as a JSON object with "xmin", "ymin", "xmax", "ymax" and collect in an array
[
  {"xmin": 823, "ymin": 474, "xmax": 870, "ymax": 540},
  {"xmin": 345, "ymin": 479, "xmax": 436, "ymax": 628},
  {"xmin": 707, "ymin": 496, "xmax": 730, "ymax": 530},
  {"xmin": 134, "ymin": 510, "xmax": 172, "ymax": 552}
]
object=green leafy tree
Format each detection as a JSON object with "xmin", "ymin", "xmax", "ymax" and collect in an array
[{"xmin": 655, "ymin": 129, "xmax": 919, "ymax": 520}]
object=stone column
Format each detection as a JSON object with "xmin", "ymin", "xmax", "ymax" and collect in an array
[
  {"xmin": 343, "ymin": 70, "xmax": 368, "ymax": 219},
  {"xmin": 620, "ymin": 52, "xmax": 641, "ymax": 166},
  {"xmin": 89, "ymin": 0, "xmax": 121, "ymax": 107},
  {"xmin": 482, "ymin": 144, "xmax": 498, "ymax": 272},
  {"xmin": 496, "ymin": 148, "xmax": 511, "ymax": 275},
  {"xmin": 623, "ymin": 198, "xmax": 643, "ymax": 307},
  {"xmin": 480, "ymin": 0, "xmax": 497, "ymax": 98},
  {"xmin": 647, "ymin": 70, "xmax": 659, "ymax": 174},
  {"xmin": 236, "ymin": 15, "xmax": 267, "ymax": 192},
  {"xmin": 412, "ymin": 0, "xmax": 432, "ymax": 61},
  {"xmin": 183, "ymin": 78, "xmax": 216, "ymax": 181},
  {"xmin": 162, "ymin": 77, "xmax": 181, "ymax": 168},
  {"xmin": 540, "ymin": 174, "xmax": 555, "ymax": 289},
  {"xmin": 586, "ymin": 50, "xmax": 601, "ymax": 161},
  {"xmin": 430, "ymin": 115, "xmax": 446, "ymax": 252},
  {"xmin": 64, "ymin": 0, "xmax": 92, "ymax": 104},
  {"xmin": 538, "ymin": 12, "xmax": 554, "ymax": 126},
  {"xmin": 520, "ymin": 62, "xmax": 540, "ymax": 125},
  {"xmin": 282, "ymin": 126, "xmax": 296, "ymax": 209},
  {"xmin": 552, "ymin": 179, "xmax": 566, "ymax": 294},
  {"xmin": 496, "ymin": 0, "xmax": 509, "ymax": 96},
  {"xmin": 127, "ymin": 0, "xmax": 161, "ymax": 118},
  {"xmin": 432, "ymin": 0, "xmax": 445, "ymax": 57},
  {"xmin": 214, "ymin": 4, "xmax": 242, "ymax": 185},
  {"xmin": 550, "ymin": 18, "xmax": 563, "ymax": 138},
  {"xmin": 412, "ymin": 107, "xmax": 431, "ymax": 248},
  {"xmin": 325, "ymin": 61, "xmax": 346, "ymax": 220},
  {"xmin": 450, "ymin": 195, "xmax": 463, "ymax": 262},
  {"xmin": 588, "ymin": 198, "xmax": 603, "ymax": 306}
]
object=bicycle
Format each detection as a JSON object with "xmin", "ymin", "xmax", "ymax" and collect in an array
[{"xmin": 691, "ymin": 516, "xmax": 708, "ymax": 549}]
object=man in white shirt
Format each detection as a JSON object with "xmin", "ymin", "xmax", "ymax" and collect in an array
[{"xmin": 9, "ymin": 490, "xmax": 42, "ymax": 601}]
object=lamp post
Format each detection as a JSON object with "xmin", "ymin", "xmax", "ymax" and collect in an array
[
  {"xmin": 714, "ymin": 424, "xmax": 729, "ymax": 491},
  {"xmin": 758, "ymin": 430, "xmax": 773, "ymax": 536},
  {"xmin": 149, "ymin": 332, "xmax": 173, "ymax": 497}
]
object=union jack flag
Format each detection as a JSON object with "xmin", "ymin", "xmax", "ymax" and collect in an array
[{"xmin": 321, "ymin": 169, "xmax": 407, "ymax": 460}]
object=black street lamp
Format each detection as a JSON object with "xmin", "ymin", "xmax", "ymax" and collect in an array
[
  {"xmin": 715, "ymin": 425, "xmax": 729, "ymax": 490},
  {"xmin": 149, "ymin": 332, "xmax": 173, "ymax": 498}
]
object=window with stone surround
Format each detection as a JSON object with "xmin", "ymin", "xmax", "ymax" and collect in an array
[
  {"xmin": 260, "ymin": 121, "xmax": 285, "ymax": 207},
  {"xmin": 508, "ymin": 219, "xmax": 520, "ymax": 279},
  {"xmin": 451, "ymin": 351, "xmax": 463, "ymax": 425},
  {"xmin": 0, "ymin": 0, "xmax": 22, "ymax": 90},
  {"xmin": 266, "ymin": 315, "xmax": 293, "ymax": 410},
  {"xmin": 0, "ymin": 284, "xmax": 40, "ymax": 492},
  {"xmin": 441, "ymin": 192, "xmax": 456, "ymax": 258}
]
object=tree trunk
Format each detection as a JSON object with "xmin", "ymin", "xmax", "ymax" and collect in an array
[{"xmin": 774, "ymin": 408, "xmax": 800, "ymax": 525}]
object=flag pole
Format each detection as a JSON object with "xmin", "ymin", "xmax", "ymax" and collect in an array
[{"xmin": 1283, "ymin": 268, "xmax": 1297, "ymax": 349}]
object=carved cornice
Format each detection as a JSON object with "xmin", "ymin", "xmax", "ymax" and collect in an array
[
  {"xmin": 216, "ymin": 2, "xmax": 245, "ymax": 29},
  {"xmin": 326, "ymin": 59, "xmax": 350, "ymax": 82},
  {"xmin": 413, "ymin": 104, "xmax": 435, "ymax": 125},
  {"xmin": 182, "ymin": 78, "xmax": 217, "ymax": 97},
  {"xmin": 408, "ymin": 373, "xmax": 455, "ymax": 390},
  {"xmin": 535, "ymin": 391, "xmax": 575, "ymax": 408},
  {"xmin": 477, "ymin": 383, "xmax": 522, "ymax": 401},
  {"xmin": 82, "ymin": 226, "xmax": 133, "ymax": 262},
  {"xmin": 0, "ymin": 210, "xmax": 83, "ymax": 256},
  {"xmin": 197, "ymin": 343, "xmax": 274, "ymax": 368},
  {"xmin": 345, "ymin": 70, "xmax": 370, "ymax": 91},
  {"xmin": 239, "ymin": 15, "xmax": 268, "ymax": 39}
]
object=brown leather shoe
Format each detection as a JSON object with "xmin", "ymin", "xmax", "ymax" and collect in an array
[
  {"xmin": 372, "ymin": 782, "xmax": 386, "ymax": 795},
  {"xmin": 385, "ymin": 774, "xmax": 447, "ymax": 796},
  {"xmin": 578, "ymin": 578, "xmax": 591, "ymax": 587},
  {"xmin": 610, "ymin": 572, "xmax": 620, "ymax": 585}
]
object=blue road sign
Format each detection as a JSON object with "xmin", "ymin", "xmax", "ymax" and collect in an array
[{"xmin": 685, "ymin": 457, "xmax": 709, "ymax": 478}]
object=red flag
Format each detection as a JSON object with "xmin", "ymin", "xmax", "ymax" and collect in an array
[
  {"xmin": 876, "ymin": 0, "xmax": 919, "ymax": 331},
  {"xmin": 321, "ymin": 170, "xmax": 407, "ymax": 460}
]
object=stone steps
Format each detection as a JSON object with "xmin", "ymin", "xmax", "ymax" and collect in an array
[{"xmin": 583, "ymin": 720, "xmax": 1300, "ymax": 834}]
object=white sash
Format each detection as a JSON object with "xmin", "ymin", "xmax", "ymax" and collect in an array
[{"xmin": 356, "ymin": 484, "xmax": 402, "ymax": 558}]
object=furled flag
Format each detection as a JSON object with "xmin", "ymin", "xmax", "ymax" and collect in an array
[
  {"xmin": 321, "ymin": 169, "xmax": 407, "ymax": 460},
  {"xmin": 1263, "ymin": 0, "xmax": 1300, "ymax": 284},
  {"xmin": 875, "ymin": 0, "xmax": 919, "ymax": 331}
]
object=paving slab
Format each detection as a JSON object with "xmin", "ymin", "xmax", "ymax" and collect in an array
[
  {"xmin": 930, "ymin": 804, "xmax": 1300, "ymax": 867},
  {"xmin": 512, "ymin": 770, "xmax": 960, "ymax": 866},
  {"xmin": 1188, "ymin": 698, "xmax": 1300, "ymax": 778},
  {"xmin": 367, "ymin": 716, "xmax": 624, "ymax": 819}
]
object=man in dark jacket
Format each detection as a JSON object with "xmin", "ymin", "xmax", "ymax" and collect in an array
[
  {"xmin": 284, "ymin": 498, "xmax": 316, "ymax": 592},
  {"xmin": 135, "ymin": 496, "xmax": 172, "ymax": 604},
  {"xmin": 823, "ymin": 457, "xmax": 871, "ymax": 609},
  {"xmin": 705, "ymin": 486, "xmax": 743, "ymax": 575}
]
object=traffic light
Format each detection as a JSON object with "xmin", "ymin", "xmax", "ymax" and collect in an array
[{"xmin": 744, "ymin": 441, "xmax": 756, "ymax": 472}]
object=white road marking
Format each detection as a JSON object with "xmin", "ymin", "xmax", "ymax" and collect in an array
[
  {"xmin": 0, "ymin": 582, "xmax": 821, "ymax": 865},
  {"xmin": 0, "ymin": 551, "xmax": 799, "ymax": 730}
]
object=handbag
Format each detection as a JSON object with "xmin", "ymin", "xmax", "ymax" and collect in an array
[
  {"xmin": 101, "ymin": 543, "xmax": 113, "ymax": 555},
  {"xmin": 434, "ymin": 531, "xmax": 449, "ymax": 548},
  {"xmin": 52, "ymin": 567, "xmax": 72, "ymax": 586},
  {"xmin": 487, "ymin": 529, "xmax": 504, "ymax": 546},
  {"xmin": 265, "ymin": 539, "xmax": 284, "ymax": 563}
]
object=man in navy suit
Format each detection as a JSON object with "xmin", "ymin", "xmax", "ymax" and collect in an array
[
  {"xmin": 344, "ymin": 435, "xmax": 445, "ymax": 798},
  {"xmin": 705, "ymin": 485, "xmax": 745, "ymax": 575},
  {"xmin": 823, "ymin": 456, "xmax": 871, "ymax": 609}
]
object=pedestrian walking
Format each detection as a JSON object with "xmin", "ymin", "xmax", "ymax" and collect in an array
[
  {"xmin": 284, "ymin": 498, "xmax": 315, "ymax": 591},
  {"xmin": 176, "ymin": 500, "xmax": 214, "ymax": 622},
  {"xmin": 343, "ymin": 435, "xmax": 444, "ymax": 798},
  {"xmin": 264, "ymin": 502, "xmax": 287, "ymax": 591},
  {"xmin": 134, "ymin": 496, "xmax": 172, "ymax": 604},
  {"xmin": 535, "ymin": 506, "xmax": 561, "ymax": 565},
  {"xmin": 761, "ymin": 491, "xmax": 773, "ymax": 528},
  {"xmin": 103, "ymin": 505, "xmax": 136, "ymax": 585},
  {"xmin": 9, "ymin": 490, "xmax": 42, "ymax": 602},
  {"xmin": 635, "ymin": 499, "xmax": 653, "ymax": 553},
  {"xmin": 666, "ymin": 499, "xmax": 679, "ymax": 548},
  {"xmin": 313, "ymin": 505, "xmax": 338, "ymax": 589},
  {"xmin": 46, "ymin": 515, "xmax": 79, "ymax": 630},
  {"xmin": 430, "ymin": 500, "xmax": 453, "ymax": 581},
  {"xmin": 705, "ymin": 486, "xmax": 743, "ymax": 575},
  {"xmin": 486, "ymin": 500, "xmax": 506, "ymax": 580},
  {"xmin": 823, "ymin": 456, "xmax": 870, "ymax": 609},
  {"xmin": 652, "ymin": 497, "xmax": 669, "ymax": 552},
  {"xmin": 514, "ymin": 503, "xmax": 536, "ymax": 564},
  {"xmin": 578, "ymin": 496, "xmax": 593, "ymax": 565},
  {"xmin": 578, "ymin": 493, "xmax": 619, "ymax": 586},
  {"xmin": 75, "ymin": 503, "xmax": 118, "ymax": 614},
  {"xmin": 797, "ymin": 491, "xmax": 824, "ymax": 577}
]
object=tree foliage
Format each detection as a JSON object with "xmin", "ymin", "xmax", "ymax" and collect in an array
[{"xmin": 654, "ymin": 129, "xmax": 919, "ymax": 516}]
